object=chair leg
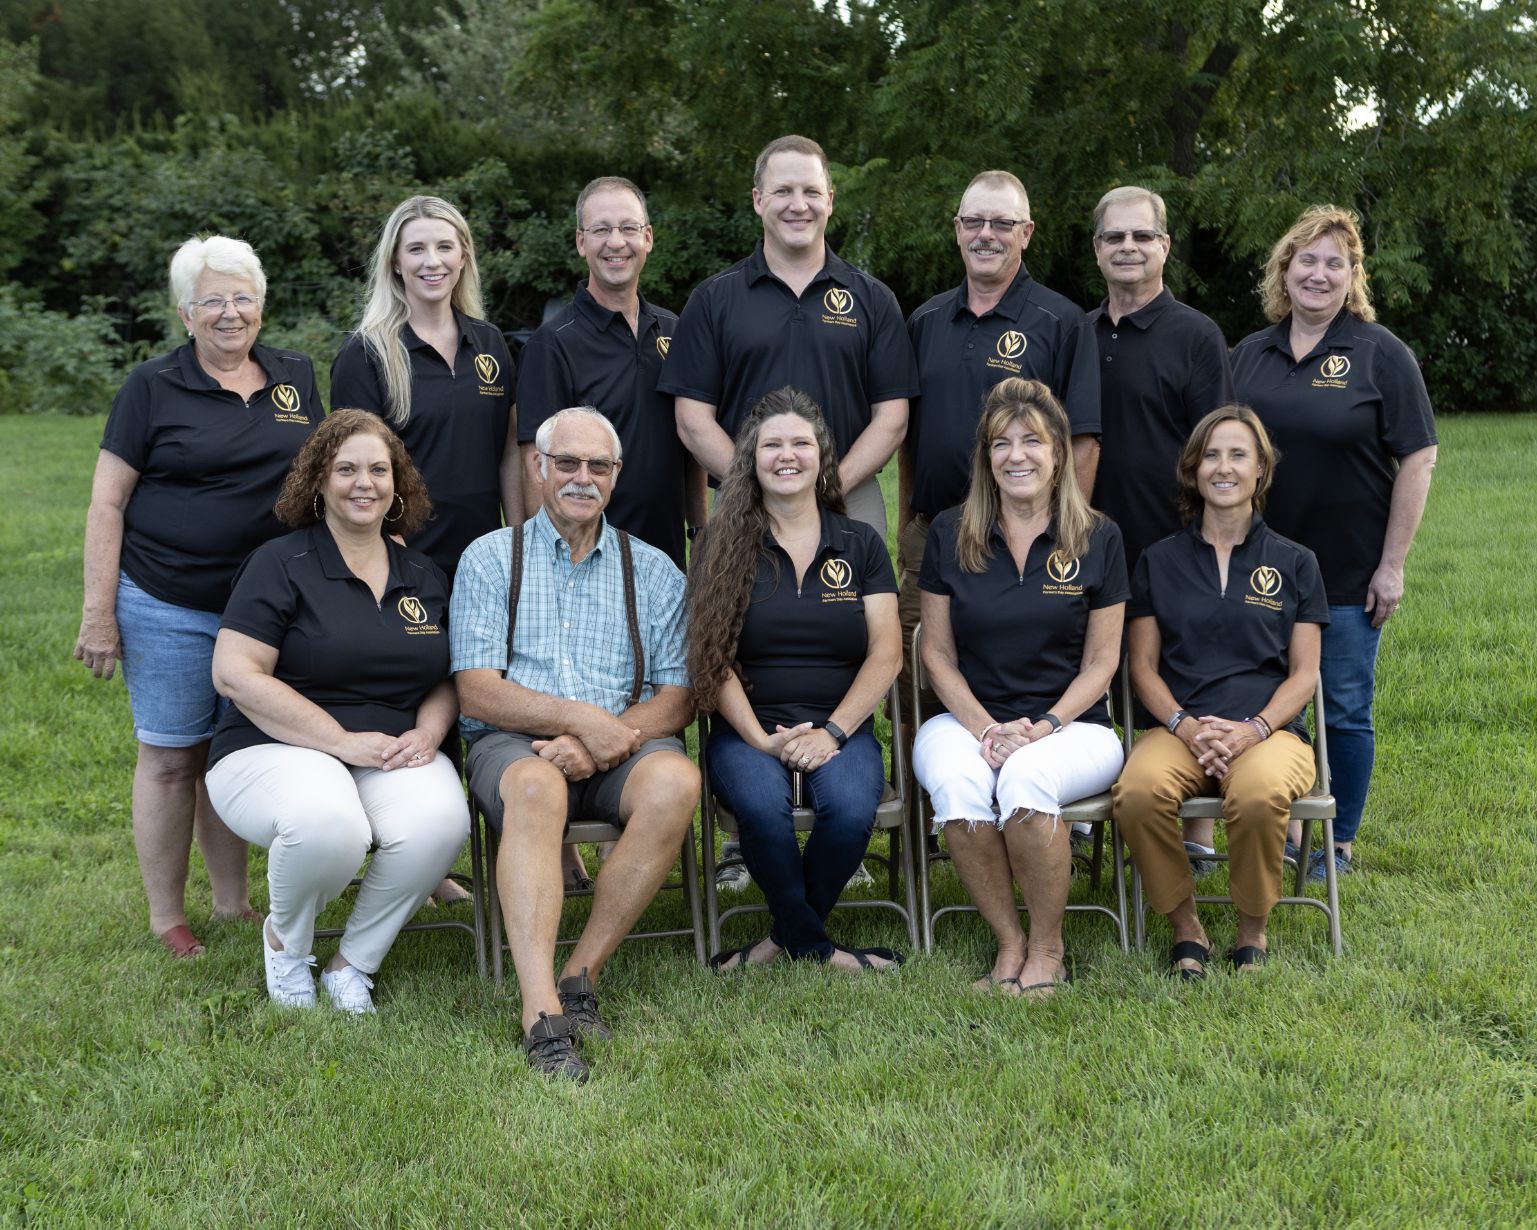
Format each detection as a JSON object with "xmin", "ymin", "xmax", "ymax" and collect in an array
[
  {"xmin": 681, "ymin": 820, "xmax": 707, "ymax": 966},
  {"xmin": 470, "ymin": 808, "xmax": 487, "ymax": 978},
  {"xmin": 1321, "ymin": 816, "xmax": 1344, "ymax": 956},
  {"xmin": 1108, "ymin": 819, "xmax": 1129, "ymax": 952},
  {"xmin": 1089, "ymin": 822, "xmax": 1105, "ymax": 890},
  {"xmin": 486, "ymin": 827, "xmax": 505, "ymax": 988},
  {"xmin": 701, "ymin": 798, "xmax": 722, "ymax": 957}
]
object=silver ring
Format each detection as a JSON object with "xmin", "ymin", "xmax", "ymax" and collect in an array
[
  {"xmin": 560, "ymin": 765, "xmax": 569, "ymax": 777},
  {"xmin": 801, "ymin": 755, "xmax": 811, "ymax": 766}
]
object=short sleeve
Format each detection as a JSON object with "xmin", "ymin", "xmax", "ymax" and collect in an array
[
  {"xmin": 100, "ymin": 366, "xmax": 154, "ymax": 470},
  {"xmin": 514, "ymin": 328, "xmax": 575, "ymax": 444},
  {"xmin": 1294, "ymin": 546, "xmax": 1331, "ymax": 626},
  {"xmin": 1373, "ymin": 333, "xmax": 1437, "ymax": 459},
  {"xmin": 449, "ymin": 531, "xmax": 512, "ymax": 674},
  {"xmin": 1090, "ymin": 520, "xmax": 1129, "ymax": 608},
  {"xmin": 654, "ymin": 284, "xmax": 723, "ymax": 403},
  {"xmin": 640, "ymin": 554, "xmax": 690, "ymax": 689},
  {"xmin": 1056, "ymin": 312, "xmax": 1102, "ymax": 437},
  {"xmin": 219, "ymin": 544, "xmax": 297, "ymax": 648},
  {"xmin": 1184, "ymin": 320, "xmax": 1236, "ymax": 425},
  {"xmin": 1127, "ymin": 550, "xmax": 1154, "ymax": 620},
  {"xmin": 917, "ymin": 513, "xmax": 956, "ymax": 596},
  {"xmin": 864, "ymin": 283, "xmax": 921, "ymax": 402},
  {"xmin": 855, "ymin": 522, "xmax": 897, "ymax": 595},
  {"xmin": 330, "ymin": 334, "xmax": 386, "ymax": 415}
]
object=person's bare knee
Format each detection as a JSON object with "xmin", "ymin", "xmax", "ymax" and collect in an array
[
  {"xmin": 136, "ymin": 742, "xmax": 206, "ymax": 786},
  {"xmin": 619, "ymin": 752, "xmax": 698, "ymax": 837},
  {"xmin": 498, "ymin": 759, "xmax": 569, "ymax": 842}
]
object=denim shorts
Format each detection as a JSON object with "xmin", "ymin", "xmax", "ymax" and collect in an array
[{"xmin": 115, "ymin": 571, "xmax": 227, "ymax": 748}]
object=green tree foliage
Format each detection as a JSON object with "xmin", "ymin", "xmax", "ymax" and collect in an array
[{"xmin": 3, "ymin": 0, "xmax": 1534, "ymax": 412}]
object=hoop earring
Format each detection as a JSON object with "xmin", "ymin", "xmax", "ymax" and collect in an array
[
  {"xmin": 385, "ymin": 493, "xmax": 405, "ymax": 523},
  {"xmin": 312, "ymin": 494, "xmax": 324, "ymax": 521}
]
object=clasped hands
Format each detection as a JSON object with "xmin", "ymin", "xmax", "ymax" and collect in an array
[
  {"xmin": 532, "ymin": 707, "xmax": 643, "ymax": 782},
  {"xmin": 341, "ymin": 727, "xmax": 441, "ymax": 772},
  {"xmin": 1180, "ymin": 715, "xmax": 1263, "ymax": 779},
  {"xmin": 761, "ymin": 721, "xmax": 840, "ymax": 773},
  {"xmin": 978, "ymin": 718, "xmax": 1056, "ymax": 770}
]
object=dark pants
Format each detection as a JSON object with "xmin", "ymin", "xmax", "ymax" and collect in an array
[{"xmin": 707, "ymin": 727, "xmax": 885, "ymax": 959}]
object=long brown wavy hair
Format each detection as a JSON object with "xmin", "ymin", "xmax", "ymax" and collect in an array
[
  {"xmin": 954, "ymin": 378, "xmax": 1102, "ymax": 572},
  {"xmin": 1175, "ymin": 404, "xmax": 1279, "ymax": 524},
  {"xmin": 274, "ymin": 408, "xmax": 432, "ymax": 536},
  {"xmin": 685, "ymin": 388, "xmax": 846, "ymax": 715}
]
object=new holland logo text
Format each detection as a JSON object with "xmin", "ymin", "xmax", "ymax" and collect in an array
[
  {"xmin": 987, "ymin": 330, "xmax": 1027, "ymax": 375},
  {"xmin": 818, "ymin": 557, "xmax": 858, "ymax": 602},
  {"xmin": 1042, "ymin": 551, "xmax": 1084, "ymax": 595},
  {"xmin": 1245, "ymin": 565, "xmax": 1284, "ymax": 611},
  {"xmin": 656, "ymin": 336, "xmax": 671, "ymax": 358},
  {"xmin": 271, "ymin": 384, "xmax": 308, "ymax": 423},
  {"xmin": 820, "ymin": 287, "xmax": 858, "ymax": 329},
  {"xmin": 1313, "ymin": 353, "xmax": 1351, "ymax": 390},
  {"xmin": 475, "ymin": 353, "xmax": 505, "ymax": 396}
]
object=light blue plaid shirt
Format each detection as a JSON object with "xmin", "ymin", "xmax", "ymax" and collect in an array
[{"xmin": 450, "ymin": 508, "xmax": 689, "ymax": 740}]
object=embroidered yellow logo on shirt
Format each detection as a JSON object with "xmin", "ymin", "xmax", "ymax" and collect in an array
[
  {"xmin": 398, "ymin": 596, "xmax": 428, "ymax": 624},
  {"xmin": 818, "ymin": 557, "xmax": 858, "ymax": 602},
  {"xmin": 1042, "ymin": 550, "xmax": 1084, "ymax": 596},
  {"xmin": 475, "ymin": 354, "xmax": 501, "ymax": 384},
  {"xmin": 987, "ymin": 330, "xmax": 1027, "ymax": 375},
  {"xmin": 657, "ymin": 336, "xmax": 671, "ymax": 358},
  {"xmin": 1245, "ymin": 566, "xmax": 1284, "ymax": 611},
  {"xmin": 820, "ymin": 288, "xmax": 859, "ymax": 329},
  {"xmin": 271, "ymin": 384, "xmax": 308, "ymax": 423},
  {"xmin": 1312, "ymin": 353, "xmax": 1350, "ymax": 390}
]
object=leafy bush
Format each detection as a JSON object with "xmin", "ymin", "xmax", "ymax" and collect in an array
[{"xmin": 0, "ymin": 287, "xmax": 130, "ymax": 415}]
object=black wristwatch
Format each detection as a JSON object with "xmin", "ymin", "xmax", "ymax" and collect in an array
[{"xmin": 822, "ymin": 721, "xmax": 849, "ymax": 748}]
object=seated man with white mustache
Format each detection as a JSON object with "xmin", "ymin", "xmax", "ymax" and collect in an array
[{"xmin": 451, "ymin": 406, "xmax": 698, "ymax": 1083}]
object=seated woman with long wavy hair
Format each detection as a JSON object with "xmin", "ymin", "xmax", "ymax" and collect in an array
[{"xmin": 686, "ymin": 387, "xmax": 903, "ymax": 974}]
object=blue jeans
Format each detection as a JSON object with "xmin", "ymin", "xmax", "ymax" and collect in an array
[
  {"xmin": 1321, "ymin": 604, "xmax": 1383, "ymax": 845},
  {"xmin": 115, "ymin": 572, "xmax": 227, "ymax": 747},
  {"xmin": 707, "ymin": 726, "xmax": 886, "ymax": 960}
]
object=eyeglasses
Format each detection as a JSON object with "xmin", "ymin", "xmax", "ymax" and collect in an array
[
  {"xmin": 1096, "ymin": 230, "xmax": 1166, "ymax": 245},
  {"xmin": 580, "ymin": 224, "xmax": 647, "ymax": 239},
  {"xmin": 191, "ymin": 295, "xmax": 261, "ymax": 315},
  {"xmin": 542, "ymin": 452, "xmax": 617, "ymax": 477},
  {"xmin": 957, "ymin": 216, "xmax": 1027, "ymax": 234}
]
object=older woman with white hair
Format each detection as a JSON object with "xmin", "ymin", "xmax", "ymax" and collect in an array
[{"xmin": 75, "ymin": 234, "xmax": 321, "ymax": 957}]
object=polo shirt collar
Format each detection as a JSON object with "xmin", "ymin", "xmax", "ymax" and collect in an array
[
  {"xmin": 1264, "ymin": 307, "xmax": 1358, "ymax": 362},
  {"xmin": 760, "ymin": 505, "xmax": 845, "ymax": 559},
  {"xmin": 987, "ymin": 514, "xmax": 1060, "ymax": 549},
  {"xmin": 307, "ymin": 519, "xmax": 411, "ymax": 594},
  {"xmin": 170, "ymin": 341, "xmax": 283, "ymax": 392},
  {"xmin": 744, "ymin": 240, "xmax": 850, "ymax": 290},
  {"xmin": 1088, "ymin": 286, "xmax": 1174, "ymax": 329},
  {"xmin": 1186, "ymin": 511, "xmax": 1267, "ymax": 549},
  {"xmin": 949, "ymin": 264, "xmax": 1034, "ymax": 323},
  {"xmin": 572, "ymin": 281, "xmax": 660, "ymax": 335},
  {"xmin": 402, "ymin": 310, "xmax": 475, "ymax": 356},
  {"xmin": 530, "ymin": 505, "xmax": 616, "ymax": 557}
]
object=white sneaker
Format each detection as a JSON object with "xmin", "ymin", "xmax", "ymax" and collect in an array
[
  {"xmin": 844, "ymin": 863, "xmax": 876, "ymax": 890},
  {"xmin": 322, "ymin": 964, "xmax": 376, "ymax": 1015},
  {"xmin": 262, "ymin": 920, "xmax": 316, "ymax": 1008}
]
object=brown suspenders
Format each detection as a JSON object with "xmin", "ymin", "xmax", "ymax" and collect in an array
[{"xmin": 505, "ymin": 525, "xmax": 645, "ymax": 708}]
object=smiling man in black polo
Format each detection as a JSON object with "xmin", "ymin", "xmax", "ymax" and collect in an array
[
  {"xmin": 517, "ymin": 176, "xmax": 702, "ymax": 569},
  {"xmin": 662, "ymin": 134, "xmax": 918, "ymax": 534}
]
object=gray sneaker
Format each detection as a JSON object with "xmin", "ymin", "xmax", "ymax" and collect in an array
[
  {"xmin": 523, "ymin": 1012, "xmax": 589, "ymax": 1083},
  {"xmin": 1184, "ymin": 841, "xmax": 1219, "ymax": 878},
  {"xmin": 844, "ymin": 862, "xmax": 875, "ymax": 890},
  {"xmin": 716, "ymin": 841, "xmax": 752, "ymax": 892},
  {"xmin": 557, "ymin": 967, "xmax": 612, "ymax": 1042}
]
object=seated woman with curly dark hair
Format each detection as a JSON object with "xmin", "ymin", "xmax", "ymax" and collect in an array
[
  {"xmin": 205, "ymin": 410, "xmax": 470, "ymax": 1013},
  {"xmin": 687, "ymin": 387, "xmax": 903, "ymax": 973}
]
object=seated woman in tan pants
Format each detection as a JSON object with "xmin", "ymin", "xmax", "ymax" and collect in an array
[{"xmin": 1113, "ymin": 406, "xmax": 1328, "ymax": 977}]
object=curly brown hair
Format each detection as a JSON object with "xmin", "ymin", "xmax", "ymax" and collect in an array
[
  {"xmin": 685, "ymin": 388, "xmax": 845, "ymax": 715},
  {"xmin": 274, "ymin": 408, "xmax": 432, "ymax": 536},
  {"xmin": 1175, "ymin": 404, "xmax": 1279, "ymax": 523}
]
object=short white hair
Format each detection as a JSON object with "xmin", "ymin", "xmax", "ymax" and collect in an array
[
  {"xmin": 534, "ymin": 406, "xmax": 623, "ymax": 474},
  {"xmin": 169, "ymin": 235, "xmax": 266, "ymax": 307}
]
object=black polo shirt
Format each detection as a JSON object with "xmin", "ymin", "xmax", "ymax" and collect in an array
[
  {"xmin": 1129, "ymin": 516, "xmax": 1329, "ymax": 737},
  {"xmin": 729, "ymin": 507, "xmax": 897, "ymax": 733},
  {"xmin": 101, "ymin": 342, "xmax": 320, "ymax": 613},
  {"xmin": 331, "ymin": 312, "xmax": 514, "ymax": 579},
  {"xmin": 516, "ymin": 283, "xmax": 687, "ymax": 567},
  {"xmin": 905, "ymin": 267, "xmax": 1101, "ymax": 519},
  {"xmin": 919, "ymin": 510, "xmax": 1126, "ymax": 727},
  {"xmin": 208, "ymin": 523, "xmax": 451, "ymax": 767},
  {"xmin": 656, "ymin": 242, "xmax": 919, "ymax": 458},
  {"xmin": 1231, "ymin": 310, "xmax": 1437, "ymax": 605},
  {"xmin": 1089, "ymin": 289, "xmax": 1234, "ymax": 570}
]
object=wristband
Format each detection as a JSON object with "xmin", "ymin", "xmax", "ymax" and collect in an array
[
  {"xmin": 1038, "ymin": 713, "xmax": 1062, "ymax": 732},
  {"xmin": 1247, "ymin": 716, "xmax": 1271, "ymax": 741},
  {"xmin": 979, "ymin": 722, "xmax": 1000, "ymax": 743},
  {"xmin": 822, "ymin": 720, "xmax": 849, "ymax": 749},
  {"xmin": 1167, "ymin": 709, "xmax": 1191, "ymax": 734}
]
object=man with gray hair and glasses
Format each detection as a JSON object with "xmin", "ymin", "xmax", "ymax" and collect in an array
[{"xmin": 452, "ymin": 406, "xmax": 697, "ymax": 1083}]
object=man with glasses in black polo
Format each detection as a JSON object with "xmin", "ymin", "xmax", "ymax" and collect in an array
[
  {"xmin": 900, "ymin": 171, "xmax": 1101, "ymax": 780},
  {"xmin": 1088, "ymin": 184, "xmax": 1235, "ymax": 871}
]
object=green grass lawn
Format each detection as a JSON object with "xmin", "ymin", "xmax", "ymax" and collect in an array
[{"xmin": 2, "ymin": 415, "xmax": 1534, "ymax": 1227}]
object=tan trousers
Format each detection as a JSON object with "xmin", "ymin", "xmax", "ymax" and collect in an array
[{"xmin": 1113, "ymin": 727, "xmax": 1315, "ymax": 916}]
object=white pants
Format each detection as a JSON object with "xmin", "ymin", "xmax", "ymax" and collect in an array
[
  {"xmin": 913, "ymin": 713, "xmax": 1124, "ymax": 829},
  {"xmin": 206, "ymin": 745, "xmax": 469, "ymax": 972}
]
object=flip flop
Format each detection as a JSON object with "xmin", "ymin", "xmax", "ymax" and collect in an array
[
  {"xmin": 1018, "ymin": 965, "xmax": 1074, "ymax": 999},
  {"xmin": 157, "ymin": 924, "xmax": 205, "ymax": 958},
  {"xmin": 1168, "ymin": 939, "xmax": 1211, "ymax": 981},
  {"xmin": 709, "ymin": 938, "xmax": 777, "ymax": 974}
]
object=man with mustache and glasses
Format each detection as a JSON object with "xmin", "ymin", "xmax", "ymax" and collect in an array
[
  {"xmin": 518, "ymin": 176, "xmax": 703, "ymax": 571},
  {"xmin": 451, "ymin": 407, "xmax": 696, "ymax": 1083},
  {"xmin": 1088, "ymin": 185, "xmax": 1235, "ymax": 872},
  {"xmin": 664, "ymin": 134, "xmax": 918, "ymax": 536},
  {"xmin": 899, "ymin": 172, "xmax": 1100, "ymax": 788}
]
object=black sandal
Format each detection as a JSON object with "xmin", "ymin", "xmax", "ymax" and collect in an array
[
  {"xmin": 1168, "ymin": 939, "xmax": 1211, "ymax": 981},
  {"xmin": 1228, "ymin": 945, "xmax": 1269, "ymax": 972}
]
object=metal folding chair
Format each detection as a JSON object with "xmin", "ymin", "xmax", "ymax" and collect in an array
[
  {"xmin": 1120, "ymin": 672, "xmax": 1343, "ymax": 955},
  {"xmin": 478, "ymin": 808, "xmax": 708, "ymax": 986},
  {"xmin": 908, "ymin": 622, "xmax": 1130, "ymax": 953},
  {"xmin": 698, "ymin": 685, "xmax": 919, "ymax": 955}
]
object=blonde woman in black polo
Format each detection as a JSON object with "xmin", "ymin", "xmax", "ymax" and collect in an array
[
  {"xmin": 914, "ymin": 379, "xmax": 1126, "ymax": 998},
  {"xmin": 1113, "ymin": 406, "xmax": 1328, "ymax": 977}
]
